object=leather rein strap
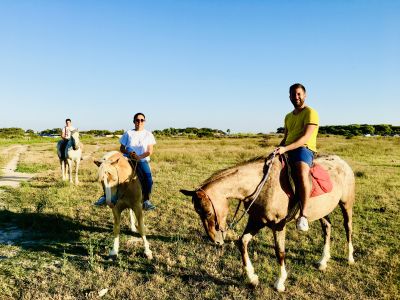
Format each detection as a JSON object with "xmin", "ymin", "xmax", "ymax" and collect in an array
[{"xmin": 197, "ymin": 150, "xmax": 277, "ymax": 232}]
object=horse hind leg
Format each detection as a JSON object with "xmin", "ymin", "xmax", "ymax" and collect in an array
[
  {"xmin": 340, "ymin": 203, "xmax": 355, "ymax": 264},
  {"xmin": 74, "ymin": 159, "xmax": 80, "ymax": 184},
  {"xmin": 318, "ymin": 216, "xmax": 332, "ymax": 271},
  {"xmin": 133, "ymin": 206, "xmax": 152, "ymax": 260},
  {"xmin": 239, "ymin": 218, "xmax": 264, "ymax": 288}
]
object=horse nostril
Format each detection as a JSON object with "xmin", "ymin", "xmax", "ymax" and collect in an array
[{"xmin": 215, "ymin": 240, "xmax": 224, "ymax": 246}]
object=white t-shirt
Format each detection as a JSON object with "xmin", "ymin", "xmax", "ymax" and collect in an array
[
  {"xmin": 63, "ymin": 126, "xmax": 75, "ymax": 139},
  {"xmin": 119, "ymin": 129, "xmax": 156, "ymax": 162}
]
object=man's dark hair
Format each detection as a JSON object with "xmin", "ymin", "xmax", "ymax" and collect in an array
[
  {"xmin": 133, "ymin": 113, "xmax": 145, "ymax": 121},
  {"xmin": 65, "ymin": 118, "xmax": 71, "ymax": 123},
  {"xmin": 289, "ymin": 83, "xmax": 306, "ymax": 94}
]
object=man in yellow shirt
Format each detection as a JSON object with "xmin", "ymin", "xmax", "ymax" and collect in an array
[{"xmin": 276, "ymin": 83, "xmax": 319, "ymax": 231}]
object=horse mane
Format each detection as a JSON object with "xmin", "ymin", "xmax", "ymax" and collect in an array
[
  {"xmin": 96, "ymin": 151, "xmax": 122, "ymax": 182},
  {"xmin": 201, "ymin": 156, "xmax": 266, "ymax": 187}
]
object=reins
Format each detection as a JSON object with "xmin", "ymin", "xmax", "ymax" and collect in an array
[
  {"xmin": 198, "ymin": 150, "xmax": 278, "ymax": 232},
  {"xmin": 228, "ymin": 150, "xmax": 277, "ymax": 230}
]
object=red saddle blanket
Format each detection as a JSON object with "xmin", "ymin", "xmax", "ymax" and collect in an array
[
  {"xmin": 279, "ymin": 156, "xmax": 333, "ymax": 198},
  {"xmin": 309, "ymin": 163, "xmax": 333, "ymax": 197}
]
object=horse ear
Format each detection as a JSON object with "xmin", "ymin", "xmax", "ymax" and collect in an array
[
  {"xmin": 93, "ymin": 159, "xmax": 102, "ymax": 167},
  {"xmin": 180, "ymin": 189, "xmax": 196, "ymax": 197}
]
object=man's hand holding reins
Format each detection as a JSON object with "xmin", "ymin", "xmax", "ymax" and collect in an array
[{"xmin": 275, "ymin": 146, "xmax": 287, "ymax": 155}]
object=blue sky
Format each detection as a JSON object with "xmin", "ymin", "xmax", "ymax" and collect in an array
[{"xmin": 0, "ymin": 1, "xmax": 399, "ymax": 133}]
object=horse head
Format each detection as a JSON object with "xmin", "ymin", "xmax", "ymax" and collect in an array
[
  {"xmin": 70, "ymin": 129, "xmax": 80, "ymax": 150},
  {"xmin": 94, "ymin": 152, "xmax": 122, "ymax": 206},
  {"xmin": 180, "ymin": 188, "xmax": 226, "ymax": 245}
]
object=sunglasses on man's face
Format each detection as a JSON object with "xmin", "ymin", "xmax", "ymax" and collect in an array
[{"xmin": 134, "ymin": 119, "xmax": 145, "ymax": 123}]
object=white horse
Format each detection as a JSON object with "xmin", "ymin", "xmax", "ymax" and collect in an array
[{"xmin": 57, "ymin": 130, "xmax": 82, "ymax": 184}]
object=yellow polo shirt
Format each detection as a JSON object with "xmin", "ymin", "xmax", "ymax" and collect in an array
[{"xmin": 284, "ymin": 106, "xmax": 319, "ymax": 152}]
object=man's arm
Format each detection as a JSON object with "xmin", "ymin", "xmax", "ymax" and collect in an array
[
  {"xmin": 61, "ymin": 127, "xmax": 66, "ymax": 140},
  {"xmin": 276, "ymin": 124, "xmax": 317, "ymax": 155}
]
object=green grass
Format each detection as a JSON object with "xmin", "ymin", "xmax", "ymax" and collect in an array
[{"xmin": 0, "ymin": 135, "xmax": 399, "ymax": 299}]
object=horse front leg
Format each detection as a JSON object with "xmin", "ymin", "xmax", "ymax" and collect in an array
[
  {"xmin": 133, "ymin": 205, "xmax": 152, "ymax": 259},
  {"xmin": 67, "ymin": 159, "xmax": 73, "ymax": 183},
  {"xmin": 60, "ymin": 160, "xmax": 66, "ymax": 180},
  {"xmin": 239, "ymin": 218, "xmax": 264, "ymax": 287},
  {"xmin": 129, "ymin": 209, "xmax": 138, "ymax": 233},
  {"xmin": 110, "ymin": 208, "xmax": 121, "ymax": 257},
  {"xmin": 272, "ymin": 228, "xmax": 287, "ymax": 292},
  {"xmin": 318, "ymin": 216, "xmax": 332, "ymax": 270}
]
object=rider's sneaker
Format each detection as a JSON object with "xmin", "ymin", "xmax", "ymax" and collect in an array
[
  {"xmin": 143, "ymin": 200, "xmax": 156, "ymax": 211},
  {"xmin": 94, "ymin": 195, "xmax": 106, "ymax": 206},
  {"xmin": 296, "ymin": 216, "xmax": 309, "ymax": 232}
]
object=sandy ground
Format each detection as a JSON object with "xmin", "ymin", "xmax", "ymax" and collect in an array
[{"xmin": 0, "ymin": 145, "xmax": 34, "ymax": 189}]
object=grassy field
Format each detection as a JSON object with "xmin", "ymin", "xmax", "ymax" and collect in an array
[{"xmin": 0, "ymin": 135, "xmax": 399, "ymax": 299}]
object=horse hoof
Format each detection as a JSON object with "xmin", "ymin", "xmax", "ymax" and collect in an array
[
  {"xmin": 318, "ymin": 263, "xmax": 327, "ymax": 271},
  {"xmin": 348, "ymin": 258, "xmax": 355, "ymax": 265},
  {"xmin": 274, "ymin": 281, "xmax": 285, "ymax": 292},
  {"xmin": 109, "ymin": 250, "xmax": 118, "ymax": 257},
  {"xmin": 249, "ymin": 275, "xmax": 259, "ymax": 287},
  {"xmin": 145, "ymin": 250, "xmax": 153, "ymax": 260}
]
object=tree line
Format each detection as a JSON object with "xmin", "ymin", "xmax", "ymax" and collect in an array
[
  {"xmin": 0, "ymin": 124, "xmax": 399, "ymax": 138},
  {"xmin": 276, "ymin": 124, "xmax": 400, "ymax": 137}
]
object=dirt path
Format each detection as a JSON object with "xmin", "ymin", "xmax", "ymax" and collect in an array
[{"xmin": 0, "ymin": 145, "xmax": 34, "ymax": 189}]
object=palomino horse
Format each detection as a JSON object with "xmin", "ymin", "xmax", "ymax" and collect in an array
[
  {"xmin": 180, "ymin": 153, "xmax": 355, "ymax": 291},
  {"xmin": 94, "ymin": 151, "xmax": 152, "ymax": 260},
  {"xmin": 56, "ymin": 130, "xmax": 82, "ymax": 184}
]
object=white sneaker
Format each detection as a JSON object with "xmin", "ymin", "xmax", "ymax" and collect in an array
[{"xmin": 297, "ymin": 216, "xmax": 309, "ymax": 232}]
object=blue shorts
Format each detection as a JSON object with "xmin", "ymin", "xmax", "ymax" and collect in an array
[{"xmin": 287, "ymin": 147, "xmax": 314, "ymax": 167}]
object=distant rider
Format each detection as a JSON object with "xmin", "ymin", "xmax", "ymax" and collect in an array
[{"xmin": 60, "ymin": 118, "xmax": 75, "ymax": 159}]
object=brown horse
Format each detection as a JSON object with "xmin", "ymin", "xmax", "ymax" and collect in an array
[
  {"xmin": 94, "ymin": 151, "xmax": 152, "ymax": 260},
  {"xmin": 180, "ymin": 153, "xmax": 355, "ymax": 291}
]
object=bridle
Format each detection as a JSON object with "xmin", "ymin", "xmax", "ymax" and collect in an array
[{"xmin": 196, "ymin": 187, "xmax": 227, "ymax": 233}]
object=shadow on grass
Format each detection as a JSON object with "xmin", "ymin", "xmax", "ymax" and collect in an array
[{"xmin": 0, "ymin": 209, "xmax": 108, "ymax": 257}]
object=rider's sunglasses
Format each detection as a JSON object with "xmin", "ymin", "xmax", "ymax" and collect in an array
[{"xmin": 134, "ymin": 119, "xmax": 145, "ymax": 123}]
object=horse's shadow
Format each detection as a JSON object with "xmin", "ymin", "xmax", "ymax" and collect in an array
[{"xmin": 0, "ymin": 209, "xmax": 108, "ymax": 257}]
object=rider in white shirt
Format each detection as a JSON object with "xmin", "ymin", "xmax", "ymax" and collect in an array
[
  {"xmin": 94, "ymin": 113, "xmax": 157, "ymax": 211},
  {"xmin": 60, "ymin": 118, "xmax": 75, "ymax": 159}
]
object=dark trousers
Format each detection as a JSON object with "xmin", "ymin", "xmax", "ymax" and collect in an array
[{"xmin": 60, "ymin": 139, "xmax": 69, "ymax": 159}]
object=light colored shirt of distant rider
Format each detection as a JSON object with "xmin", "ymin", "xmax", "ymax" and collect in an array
[
  {"xmin": 62, "ymin": 125, "xmax": 75, "ymax": 140},
  {"xmin": 119, "ymin": 129, "xmax": 156, "ymax": 162}
]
